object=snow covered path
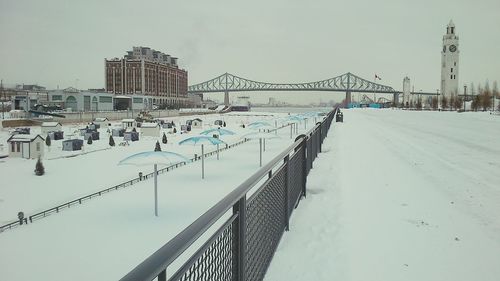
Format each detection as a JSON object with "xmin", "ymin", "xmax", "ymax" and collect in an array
[{"xmin": 265, "ymin": 109, "xmax": 500, "ymax": 281}]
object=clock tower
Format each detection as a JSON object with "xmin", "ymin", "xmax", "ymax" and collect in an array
[{"xmin": 441, "ymin": 20, "xmax": 460, "ymax": 99}]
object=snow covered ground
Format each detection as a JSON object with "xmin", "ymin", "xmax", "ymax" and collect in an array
[
  {"xmin": 0, "ymin": 108, "xmax": 327, "ymax": 281},
  {"xmin": 265, "ymin": 109, "xmax": 500, "ymax": 281}
]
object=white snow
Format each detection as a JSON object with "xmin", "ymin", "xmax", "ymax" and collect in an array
[
  {"xmin": 0, "ymin": 108, "xmax": 327, "ymax": 281},
  {"xmin": 264, "ymin": 109, "xmax": 500, "ymax": 281},
  {"xmin": 1, "ymin": 108, "xmax": 499, "ymax": 281}
]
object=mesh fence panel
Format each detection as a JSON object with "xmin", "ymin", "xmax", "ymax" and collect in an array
[
  {"xmin": 171, "ymin": 221, "xmax": 235, "ymax": 281},
  {"xmin": 246, "ymin": 166, "xmax": 287, "ymax": 281},
  {"xmin": 288, "ymin": 149, "xmax": 304, "ymax": 216}
]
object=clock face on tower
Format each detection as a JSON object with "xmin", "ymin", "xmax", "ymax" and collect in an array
[{"xmin": 449, "ymin": 45, "xmax": 457, "ymax": 52}]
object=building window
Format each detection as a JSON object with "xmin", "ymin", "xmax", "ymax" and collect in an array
[
  {"xmin": 451, "ymin": 75, "xmax": 453, "ymax": 79},
  {"xmin": 11, "ymin": 142, "xmax": 15, "ymax": 152},
  {"xmin": 454, "ymin": 62, "xmax": 456, "ymax": 66},
  {"xmin": 451, "ymin": 68, "xmax": 453, "ymax": 73},
  {"xmin": 52, "ymin": 95, "xmax": 63, "ymax": 101},
  {"xmin": 16, "ymin": 142, "xmax": 20, "ymax": 152},
  {"xmin": 99, "ymin": 96, "xmax": 113, "ymax": 103}
]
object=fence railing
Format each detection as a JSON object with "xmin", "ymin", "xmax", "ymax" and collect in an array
[
  {"xmin": 120, "ymin": 107, "xmax": 337, "ymax": 281},
  {"xmin": 0, "ymin": 123, "xmax": 294, "ymax": 233}
]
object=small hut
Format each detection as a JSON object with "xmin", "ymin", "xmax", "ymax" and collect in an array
[
  {"xmin": 41, "ymin": 122, "xmax": 62, "ymax": 135},
  {"xmin": 14, "ymin": 127, "xmax": 30, "ymax": 135},
  {"xmin": 62, "ymin": 139, "xmax": 84, "ymax": 151},
  {"xmin": 214, "ymin": 120, "xmax": 224, "ymax": 126},
  {"xmin": 7, "ymin": 134, "xmax": 45, "ymax": 159},
  {"xmin": 93, "ymin": 117, "xmax": 109, "ymax": 127},
  {"xmin": 112, "ymin": 128, "xmax": 125, "ymax": 137},
  {"xmin": 84, "ymin": 130, "xmax": 100, "ymax": 141},
  {"xmin": 124, "ymin": 131, "xmax": 139, "ymax": 141},
  {"xmin": 140, "ymin": 122, "xmax": 160, "ymax": 137},
  {"xmin": 89, "ymin": 123, "xmax": 100, "ymax": 130},
  {"xmin": 122, "ymin": 119, "xmax": 136, "ymax": 129}
]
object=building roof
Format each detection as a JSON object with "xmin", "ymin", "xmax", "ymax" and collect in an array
[
  {"xmin": 42, "ymin": 122, "xmax": 62, "ymax": 127},
  {"xmin": 193, "ymin": 118, "xmax": 203, "ymax": 122},
  {"xmin": 141, "ymin": 123, "xmax": 159, "ymax": 128},
  {"xmin": 7, "ymin": 134, "xmax": 44, "ymax": 143},
  {"xmin": 63, "ymin": 139, "xmax": 83, "ymax": 143},
  {"xmin": 94, "ymin": 117, "xmax": 109, "ymax": 122},
  {"xmin": 122, "ymin": 119, "xmax": 135, "ymax": 122}
]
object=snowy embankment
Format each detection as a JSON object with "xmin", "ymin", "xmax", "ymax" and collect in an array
[
  {"xmin": 0, "ymin": 108, "xmax": 327, "ymax": 281},
  {"xmin": 265, "ymin": 109, "xmax": 500, "ymax": 281}
]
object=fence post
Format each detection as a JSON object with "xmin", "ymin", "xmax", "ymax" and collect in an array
[
  {"xmin": 284, "ymin": 155, "xmax": 290, "ymax": 231},
  {"xmin": 233, "ymin": 196, "xmax": 246, "ymax": 281},
  {"xmin": 301, "ymin": 138, "xmax": 307, "ymax": 198},
  {"xmin": 158, "ymin": 269, "xmax": 166, "ymax": 281},
  {"xmin": 318, "ymin": 122, "xmax": 323, "ymax": 153}
]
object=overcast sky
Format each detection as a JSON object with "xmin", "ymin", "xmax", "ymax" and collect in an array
[{"xmin": 1, "ymin": 0, "xmax": 499, "ymax": 104}]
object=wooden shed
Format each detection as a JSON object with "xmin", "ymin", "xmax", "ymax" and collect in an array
[
  {"xmin": 62, "ymin": 139, "xmax": 84, "ymax": 151},
  {"xmin": 93, "ymin": 117, "xmax": 109, "ymax": 127},
  {"xmin": 140, "ymin": 123, "xmax": 160, "ymax": 137},
  {"xmin": 122, "ymin": 119, "xmax": 136, "ymax": 129},
  {"xmin": 124, "ymin": 131, "xmax": 139, "ymax": 142},
  {"xmin": 41, "ymin": 122, "xmax": 62, "ymax": 135},
  {"xmin": 7, "ymin": 134, "xmax": 45, "ymax": 159},
  {"xmin": 112, "ymin": 128, "xmax": 125, "ymax": 137}
]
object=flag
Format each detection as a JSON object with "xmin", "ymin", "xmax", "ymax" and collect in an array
[{"xmin": 375, "ymin": 74, "xmax": 382, "ymax": 80}]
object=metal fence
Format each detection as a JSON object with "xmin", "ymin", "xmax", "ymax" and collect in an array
[
  {"xmin": 0, "ymin": 123, "xmax": 294, "ymax": 233},
  {"xmin": 120, "ymin": 107, "xmax": 337, "ymax": 281}
]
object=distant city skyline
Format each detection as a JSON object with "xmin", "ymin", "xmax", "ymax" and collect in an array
[{"xmin": 1, "ymin": 0, "xmax": 499, "ymax": 104}]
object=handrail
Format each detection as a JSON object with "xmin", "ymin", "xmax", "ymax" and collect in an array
[{"xmin": 120, "ymin": 108, "xmax": 337, "ymax": 281}]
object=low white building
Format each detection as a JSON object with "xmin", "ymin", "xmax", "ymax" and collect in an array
[
  {"xmin": 122, "ymin": 119, "xmax": 136, "ymax": 129},
  {"xmin": 140, "ymin": 123, "xmax": 160, "ymax": 137},
  {"xmin": 7, "ymin": 134, "xmax": 45, "ymax": 159},
  {"xmin": 93, "ymin": 117, "xmax": 109, "ymax": 127},
  {"xmin": 41, "ymin": 122, "xmax": 62, "ymax": 135}
]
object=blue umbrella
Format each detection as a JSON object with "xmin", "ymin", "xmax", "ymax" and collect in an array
[
  {"xmin": 118, "ymin": 151, "xmax": 188, "ymax": 217},
  {"xmin": 199, "ymin": 128, "xmax": 235, "ymax": 136},
  {"xmin": 241, "ymin": 131, "xmax": 280, "ymax": 167},
  {"xmin": 248, "ymin": 121, "xmax": 272, "ymax": 129},
  {"xmin": 179, "ymin": 136, "xmax": 226, "ymax": 178}
]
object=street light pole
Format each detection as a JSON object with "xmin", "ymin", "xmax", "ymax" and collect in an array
[{"xmin": 463, "ymin": 85, "xmax": 467, "ymax": 112}]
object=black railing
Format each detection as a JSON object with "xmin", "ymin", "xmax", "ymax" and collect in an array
[
  {"xmin": 0, "ymin": 123, "xmax": 294, "ymax": 233},
  {"xmin": 120, "ymin": 107, "xmax": 337, "ymax": 281}
]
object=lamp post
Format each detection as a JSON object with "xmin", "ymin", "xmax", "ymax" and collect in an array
[{"xmin": 463, "ymin": 85, "xmax": 467, "ymax": 112}]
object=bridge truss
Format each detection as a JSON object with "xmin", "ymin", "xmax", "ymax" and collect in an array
[{"xmin": 188, "ymin": 72, "xmax": 398, "ymax": 106}]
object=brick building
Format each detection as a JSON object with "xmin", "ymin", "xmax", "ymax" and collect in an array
[{"xmin": 105, "ymin": 47, "xmax": 188, "ymax": 108}]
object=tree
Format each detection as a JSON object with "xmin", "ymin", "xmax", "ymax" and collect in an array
[
  {"xmin": 455, "ymin": 96, "xmax": 463, "ymax": 110},
  {"xmin": 109, "ymin": 135, "xmax": 115, "ymax": 146},
  {"xmin": 35, "ymin": 157, "xmax": 45, "ymax": 176},
  {"xmin": 431, "ymin": 97, "xmax": 438, "ymax": 110},
  {"xmin": 162, "ymin": 132, "xmax": 168, "ymax": 144},
  {"xmin": 481, "ymin": 89, "xmax": 492, "ymax": 111},
  {"xmin": 441, "ymin": 96, "xmax": 448, "ymax": 110},
  {"xmin": 87, "ymin": 136, "xmax": 93, "ymax": 145},
  {"xmin": 223, "ymin": 121, "xmax": 226, "ymax": 127},
  {"xmin": 154, "ymin": 140, "xmax": 161, "ymax": 151},
  {"xmin": 45, "ymin": 135, "xmax": 51, "ymax": 146},
  {"xmin": 132, "ymin": 127, "xmax": 137, "ymax": 132},
  {"xmin": 173, "ymin": 127, "xmax": 177, "ymax": 134},
  {"xmin": 416, "ymin": 98, "xmax": 422, "ymax": 110},
  {"xmin": 450, "ymin": 95, "xmax": 456, "ymax": 110},
  {"xmin": 471, "ymin": 95, "xmax": 480, "ymax": 111},
  {"xmin": 492, "ymin": 81, "xmax": 498, "ymax": 112}
]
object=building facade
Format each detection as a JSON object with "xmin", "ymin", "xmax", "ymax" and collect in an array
[
  {"xmin": 441, "ymin": 20, "xmax": 460, "ymax": 99},
  {"xmin": 105, "ymin": 47, "xmax": 188, "ymax": 108}
]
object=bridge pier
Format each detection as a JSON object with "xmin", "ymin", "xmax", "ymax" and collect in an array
[
  {"xmin": 345, "ymin": 91, "xmax": 352, "ymax": 108},
  {"xmin": 393, "ymin": 93, "xmax": 399, "ymax": 107},
  {"xmin": 224, "ymin": 91, "xmax": 229, "ymax": 107}
]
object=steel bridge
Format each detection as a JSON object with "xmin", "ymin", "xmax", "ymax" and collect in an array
[{"xmin": 188, "ymin": 72, "xmax": 400, "ymax": 106}]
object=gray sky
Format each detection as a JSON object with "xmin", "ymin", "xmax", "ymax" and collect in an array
[{"xmin": 1, "ymin": 0, "xmax": 499, "ymax": 104}]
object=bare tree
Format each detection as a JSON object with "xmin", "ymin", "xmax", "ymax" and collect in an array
[
  {"xmin": 450, "ymin": 95, "xmax": 456, "ymax": 111},
  {"xmin": 431, "ymin": 97, "xmax": 438, "ymax": 110},
  {"xmin": 441, "ymin": 96, "xmax": 448, "ymax": 110},
  {"xmin": 455, "ymin": 96, "xmax": 463, "ymax": 110}
]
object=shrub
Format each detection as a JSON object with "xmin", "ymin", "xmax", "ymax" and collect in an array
[
  {"xmin": 154, "ymin": 140, "xmax": 161, "ymax": 151},
  {"xmin": 162, "ymin": 132, "xmax": 168, "ymax": 144},
  {"xmin": 45, "ymin": 135, "xmax": 51, "ymax": 146},
  {"xmin": 35, "ymin": 157, "xmax": 45, "ymax": 176},
  {"xmin": 87, "ymin": 136, "xmax": 93, "ymax": 145},
  {"xmin": 109, "ymin": 135, "xmax": 115, "ymax": 146}
]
